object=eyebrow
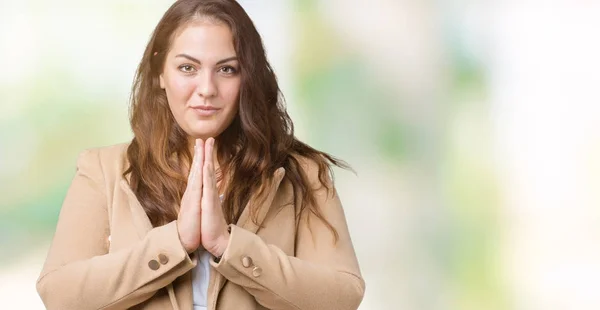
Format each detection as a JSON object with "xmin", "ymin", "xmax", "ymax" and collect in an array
[{"xmin": 175, "ymin": 54, "xmax": 238, "ymax": 65}]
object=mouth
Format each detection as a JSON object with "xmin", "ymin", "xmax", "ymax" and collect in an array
[{"xmin": 191, "ymin": 105, "xmax": 220, "ymax": 117}]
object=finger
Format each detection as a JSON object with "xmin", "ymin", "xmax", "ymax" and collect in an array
[
  {"xmin": 187, "ymin": 139, "xmax": 204, "ymax": 191},
  {"xmin": 186, "ymin": 143, "xmax": 198, "ymax": 185},
  {"xmin": 208, "ymin": 139, "xmax": 217, "ymax": 190},
  {"xmin": 204, "ymin": 137, "xmax": 214, "ymax": 169},
  {"xmin": 203, "ymin": 138, "xmax": 216, "ymax": 204}
]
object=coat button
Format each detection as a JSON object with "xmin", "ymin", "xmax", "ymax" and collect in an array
[
  {"xmin": 158, "ymin": 254, "xmax": 169, "ymax": 265},
  {"xmin": 241, "ymin": 256, "xmax": 253, "ymax": 268},
  {"xmin": 148, "ymin": 259, "xmax": 160, "ymax": 270},
  {"xmin": 252, "ymin": 266, "xmax": 262, "ymax": 277}
]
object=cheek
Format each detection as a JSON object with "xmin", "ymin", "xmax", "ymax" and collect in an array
[
  {"xmin": 165, "ymin": 74, "xmax": 195, "ymax": 102},
  {"xmin": 218, "ymin": 80, "xmax": 240, "ymax": 123},
  {"xmin": 222, "ymin": 79, "xmax": 241, "ymax": 103}
]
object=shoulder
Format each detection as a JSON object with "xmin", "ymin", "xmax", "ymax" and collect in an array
[
  {"xmin": 288, "ymin": 153, "xmax": 334, "ymax": 189},
  {"xmin": 93, "ymin": 143, "xmax": 129, "ymax": 164},
  {"xmin": 75, "ymin": 142, "xmax": 130, "ymax": 182},
  {"xmin": 78, "ymin": 142, "xmax": 129, "ymax": 165}
]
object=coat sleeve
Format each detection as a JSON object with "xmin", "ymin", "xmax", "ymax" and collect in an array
[
  {"xmin": 211, "ymin": 164, "xmax": 365, "ymax": 310},
  {"xmin": 36, "ymin": 149, "xmax": 196, "ymax": 310}
]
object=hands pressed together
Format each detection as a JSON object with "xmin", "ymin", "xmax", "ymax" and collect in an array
[{"xmin": 177, "ymin": 137, "xmax": 230, "ymax": 257}]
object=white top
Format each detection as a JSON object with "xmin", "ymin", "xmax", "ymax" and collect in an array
[
  {"xmin": 192, "ymin": 194, "xmax": 223, "ymax": 309},
  {"xmin": 191, "ymin": 249, "xmax": 212, "ymax": 310}
]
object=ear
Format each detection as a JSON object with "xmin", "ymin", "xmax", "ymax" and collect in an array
[{"xmin": 159, "ymin": 73, "xmax": 165, "ymax": 89}]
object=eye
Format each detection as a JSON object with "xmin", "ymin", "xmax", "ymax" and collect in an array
[
  {"xmin": 219, "ymin": 66, "xmax": 238, "ymax": 75},
  {"xmin": 178, "ymin": 64, "xmax": 196, "ymax": 73}
]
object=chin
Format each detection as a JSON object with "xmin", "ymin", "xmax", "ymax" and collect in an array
[
  {"xmin": 182, "ymin": 116, "xmax": 235, "ymax": 140},
  {"xmin": 189, "ymin": 132, "xmax": 217, "ymax": 140},
  {"xmin": 187, "ymin": 126, "xmax": 222, "ymax": 140}
]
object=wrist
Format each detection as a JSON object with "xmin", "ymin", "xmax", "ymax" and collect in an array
[
  {"xmin": 176, "ymin": 220, "xmax": 195, "ymax": 254},
  {"xmin": 213, "ymin": 226, "xmax": 231, "ymax": 259}
]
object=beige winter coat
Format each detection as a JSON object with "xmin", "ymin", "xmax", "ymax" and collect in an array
[{"xmin": 37, "ymin": 143, "xmax": 365, "ymax": 309}]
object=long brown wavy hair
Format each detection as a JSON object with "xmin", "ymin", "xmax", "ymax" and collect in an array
[{"xmin": 124, "ymin": 0, "xmax": 348, "ymax": 240}]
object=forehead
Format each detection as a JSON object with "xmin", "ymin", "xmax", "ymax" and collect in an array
[{"xmin": 169, "ymin": 21, "xmax": 236, "ymax": 59}]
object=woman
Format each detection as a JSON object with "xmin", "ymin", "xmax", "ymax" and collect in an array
[{"xmin": 36, "ymin": 0, "xmax": 365, "ymax": 309}]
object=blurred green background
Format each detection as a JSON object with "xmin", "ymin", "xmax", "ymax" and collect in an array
[{"xmin": 2, "ymin": 1, "xmax": 600, "ymax": 309}]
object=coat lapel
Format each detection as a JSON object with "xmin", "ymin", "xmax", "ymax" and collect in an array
[
  {"xmin": 235, "ymin": 167, "xmax": 286, "ymax": 233},
  {"xmin": 119, "ymin": 179, "xmax": 153, "ymax": 239}
]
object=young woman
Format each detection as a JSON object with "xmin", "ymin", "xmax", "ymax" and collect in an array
[{"xmin": 36, "ymin": 1, "xmax": 365, "ymax": 309}]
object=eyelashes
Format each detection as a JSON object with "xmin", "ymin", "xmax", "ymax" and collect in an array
[
  {"xmin": 219, "ymin": 66, "xmax": 238, "ymax": 75},
  {"xmin": 179, "ymin": 64, "xmax": 195, "ymax": 73},
  {"xmin": 177, "ymin": 64, "xmax": 239, "ymax": 76}
]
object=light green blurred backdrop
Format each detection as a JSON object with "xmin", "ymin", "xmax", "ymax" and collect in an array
[{"xmin": 2, "ymin": 1, "xmax": 600, "ymax": 309}]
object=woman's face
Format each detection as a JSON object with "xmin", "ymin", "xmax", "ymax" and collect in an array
[{"xmin": 160, "ymin": 21, "xmax": 241, "ymax": 141}]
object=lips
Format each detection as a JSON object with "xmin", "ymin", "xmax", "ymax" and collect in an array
[
  {"xmin": 191, "ymin": 105, "xmax": 220, "ymax": 117},
  {"xmin": 192, "ymin": 105, "xmax": 219, "ymax": 111}
]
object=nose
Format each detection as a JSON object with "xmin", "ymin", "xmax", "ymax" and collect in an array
[{"xmin": 196, "ymin": 70, "xmax": 217, "ymax": 98}]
